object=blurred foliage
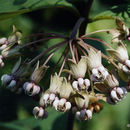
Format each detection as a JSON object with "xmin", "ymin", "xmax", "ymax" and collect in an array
[{"xmin": 0, "ymin": 0, "xmax": 130, "ymax": 130}]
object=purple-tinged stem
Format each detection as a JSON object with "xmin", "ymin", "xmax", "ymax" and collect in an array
[{"xmin": 29, "ymin": 40, "xmax": 68, "ymax": 64}]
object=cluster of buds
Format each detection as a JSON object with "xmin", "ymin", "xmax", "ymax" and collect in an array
[
  {"xmin": 0, "ymin": 25, "xmax": 22, "ymax": 68},
  {"xmin": 23, "ymin": 82, "xmax": 41, "ymax": 96},
  {"xmin": 72, "ymin": 78, "xmax": 90, "ymax": 92},
  {"xmin": 109, "ymin": 87, "xmax": 127, "ymax": 103},
  {"xmin": 40, "ymin": 75, "xmax": 72, "ymax": 112},
  {"xmin": 108, "ymin": 18, "xmax": 130, "ymax": 43},
  {"xmin": 76, "ymin": 109, "xmax": 92, "ymax": 121},
  {"xmin": 1, "ymin": 74, "xmax": 22, "ymax": 93},
  {"xmin": 40, "ymin": 92, "xmax": 59, "ymax": 107},
  {"xmin": 68, "ymin": 57, "xmax": 90, "ymax": 92},
  {"xmin": 0, "ymin": 18, "xmax": 130, "ymax": 123},
  {"xmin": 107, "ymin": 42, "xmax": 130, "ymax": 74},
  {"xmin": 23, "ymin": 61, "xmax": 48, "ymax": 96},
  {"xmin": 86, "ymin": 48, "xmax": 109, "ymax": 81}
]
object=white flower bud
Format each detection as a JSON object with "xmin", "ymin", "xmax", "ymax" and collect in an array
[
  {"xmin": 98, "ymin": 66, "xmax": 105, "ymax": 72},
  {"xmin": 7, "ymin": 80, "xmax": 16, "ymax": 89},
  {"xmin": 110, "ymin": 90, "xmax": 120, "ymax": 102},
  {"xmin": 1, "ymin": 74, "xmax": 12, "ymax": 86},
  {"xmin": 23, "ymin": 82, "xmax": 29, "ymax": 90},
  {"xmin": 55, "ymin": 97, "xmax": 59, "ymax": 100},
  {"xmin": 24, "ymin": 83, "xmax": 33, "ymax": 94},
  {"xmin": 58, "ymin": 98, "xmax": 66, "ymax": 107},
  {"xmin": 0, "ymin": 44, "xmax": 7, "ymax": 50},
  {"xmin": 122, "ymin": 65, "xmax": 130, "ymax": 74},
  {"xmin": 33, "ymin": 107, "xmax": 44, "ymax": 119},
  {"xmin": 125, "ymin": 60, "xmax": 130, "ymax": 68},
  {"xmin": 76, "ymin": 111, "xmax": 81, "ymax": 120},
  {"xmin": 0, "ymin": 59, "xmax": 2, "ymax": 64},
  {"xmin": 78, "ymin": 78, "xmax": 84, "ymax": 87},
  {"xmin": 0, "ymin": 62, "xmax": 4, "ymax": 68},
  {"xmin": 72, "ymin": 81, "xmax": 79, "ymax": 91},
  {"xmin": 43, "ymin": 93, "xmax": 50, "ymax": 105},
  {"xmin": 0, "ymin": 38, "xmax": 7, "ymax": 45},
  {"xmin": 122, "ymin": 87, "xmax": 127, "ymax": 94},
  {"xmin": 80, "ymin": 110, "xmax": 85, "ymax": 120},
  {"xmin": 49, "ymin": 93, "xmax": 55, "ymax": 105},
  {"xmin": 98, "ymin": 66, "xmax": 109, "ymax": 79},
  {"xmin": 92, "ymin": 68, "xmax": 98, "ymax": 76},
  {"xmin": 53, "ymin": 98, "xmax": 59, "ymax": 110},
  {"xmin": 24, "ymin": 82, "xmax": 32, "ymax": 90},
  {"xmin": 116, "ymin": 87, "xmax": 124, "ymax": 98},
  {"xmin": 85, "ymin": 109, "xmax": 92, "ymax": 119},
  {"xmin": 65, "ymin": 102, "xmax": 71, "ymax": 111},
  {"xmin": 32, "ymin": 85, "xmax": 40, "ymax": 96},
  {"xmin": 84, "ymin": 79, "xmax": 90, "ymax": 89},
  {"xmin": 23, "ymin": 82, "xmax": 40, "ymax": 96},
  {"xmin": 38, "ymin": 107, "xmax": 44, "ymax": 118},
  {"xmin": 0, "ymin": 55, "xmax": 3, "ymax": 59}
]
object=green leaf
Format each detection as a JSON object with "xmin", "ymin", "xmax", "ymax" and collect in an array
[
  {"xmin": 0, "ymin": 0, "xmax": 79, "ymax": 21},
  {"xmin": 0, "ymin": 108, "xmax": 68, "ymax": 130},
  {"xmin": 91, "ymin": 4, "xmax": 130, "ymax": 22}
]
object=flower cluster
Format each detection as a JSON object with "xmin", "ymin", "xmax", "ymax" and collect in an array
[{"xmin": 0, "ymin": 18, "xmax": 130, "ymax": 121}]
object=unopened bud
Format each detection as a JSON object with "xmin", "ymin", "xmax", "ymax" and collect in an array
[
  {"xmin": 1, "ymin": 74, "xmax": 12, "ymax": 86},
  {"xmin": 116, "ymin": 87, "xmax": 124, "ymax": 98},
  {"xmin": 84, "ymin": 79, "xmax": 90, "ymax": 89},
  {"xmin": 7, "ymin": 80, "xmax": 16, "ymax": 89},
  {"xmin": 76, "ymin": 111, "xmax": 81, "ymax": 120},
  {"xmin": 110, "ymin": 90, "xmax": 120, "ymax": 102},
  {"xmin": 0, "ymin": 38, "xmax": 7, "ymax": 45},
  {"xmin": 33, "ymin": 107, "xmax": 46, "ymax": 119},
  {"xmin": 125, "ymin": 60, "xmax": 130, "ymax": 68},
  {"xmin": 72, "ymin": 81, "xmax": 79, "ymax": 91},
  {"xmin": 122, "ymin": 65, "xmax": 130, "ymax": 74},
  {"xmin": 80, "ymin": 110, "xmax": 85, "ymax": 120},
  {"xmin": 0, "ymin": 44, "xmax": 7, "ymax": 50},
  {"xmin": 49, "ymin": 93, "xmax": 55, "ymax": 105},
  {"xmin": 65, "ymin": 102, "xmax": 71, "ymax": 111},
  {"xmin": 53, "ymin": 98, "xmax": 59, "ymax": 110},
  {"xmin": 78, "ymin": 78, "xmax": 84, "ymax": 87},
  {"xmin": 92, "ymin": 68, "xmax": 98, "ymax": 76},
  {"xmin": 43, "ymin": 93, "xmax": 50, "ymax": 106},
  {"xmin": 85, "ymin": 109, "xmax": 92, "ymax": 119}
]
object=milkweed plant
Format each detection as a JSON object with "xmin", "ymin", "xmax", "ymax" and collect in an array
[{"xmin": 0, "ymin": 0, "xmax": 130, "ymax": 123}]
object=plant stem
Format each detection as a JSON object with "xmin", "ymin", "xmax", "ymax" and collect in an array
[
  {"xmin": 83, "ymin": 37, "xmax": 113, "ymax": 49},
  {"xmin": 29, "ymin": 40, "xmax": 68, "ymax": 64},
  {"xmin": 58, "ymin": 50, "xmax": 69, "ymax": 76},
  {"xmin": 42, "ymin": 53, "xmax": 54, "ymax": 66},
  {"xmin": 71, "ymin": 17, "xmax": 85, "ymax": 39},
  {"xmin": 79, "ymin": 0, "xmax": 94, "ymax": 36},
  {"xmin": 21, "ymin": 32, "xmax": 68, "ymax": 40},
  {"xmin": 69, "ymin": 40, "xmax": 76, "ymax": 62},
  {"xmin": 21, "ymin": 36, "xmax": 63, "ymax": 48},
  {"xmin": 81, "ymin": 29, "xmax": 111, "ymax": 38}
]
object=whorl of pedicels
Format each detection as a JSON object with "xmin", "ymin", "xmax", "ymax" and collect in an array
[{"xmin": 0, "ymin": 18, "xmax": 129, "ymax": 122}]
